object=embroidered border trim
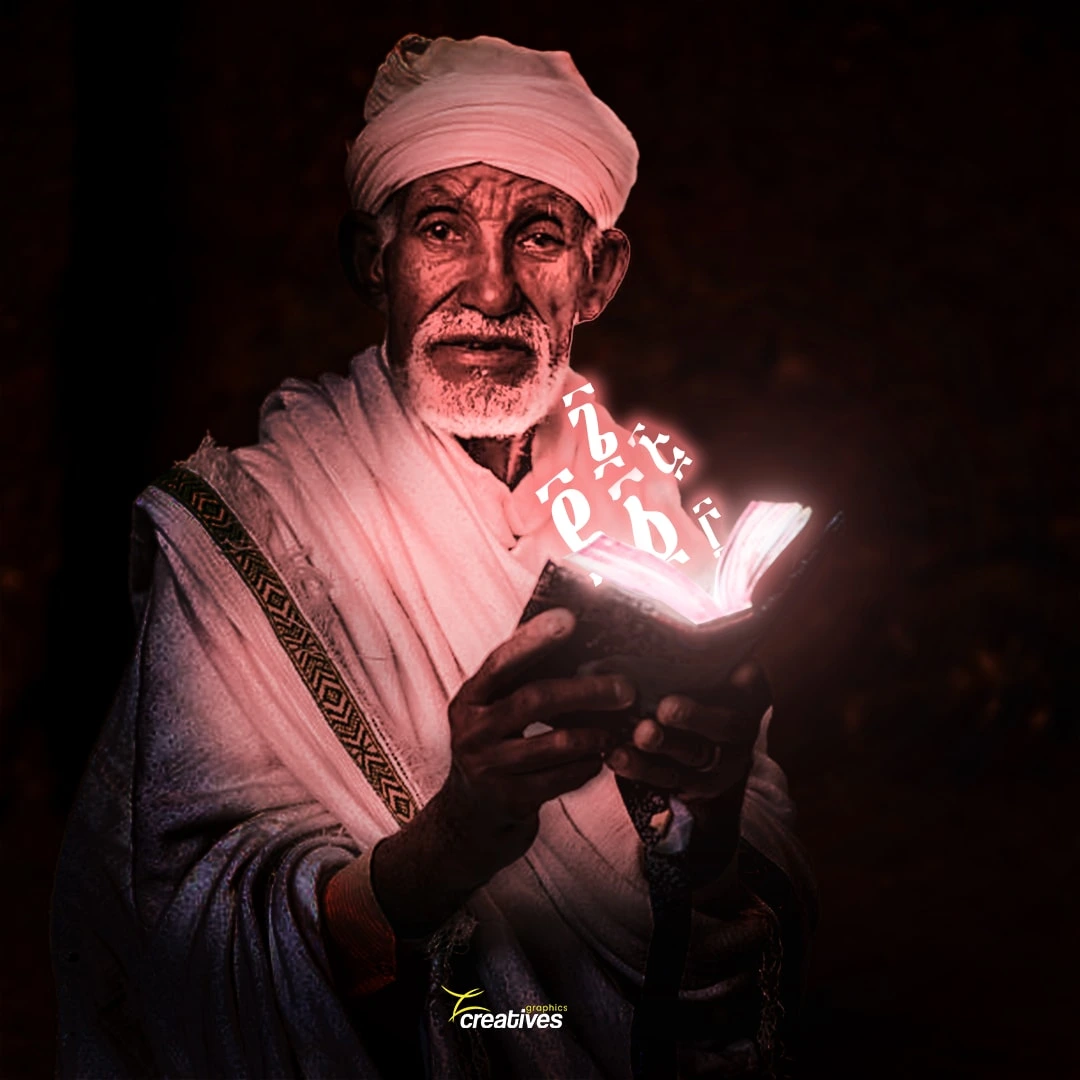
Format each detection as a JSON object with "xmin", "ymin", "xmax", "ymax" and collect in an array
[{"xmin": 154, "ymin": 465, "xmax": 416, "ymax": 825}]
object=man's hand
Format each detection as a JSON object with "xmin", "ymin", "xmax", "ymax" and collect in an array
[
  {"xmin": 604, "ymin": 659, "xmax": 772, "ymax": 880},
  {"xmin": 364, "ymin": 608, "xmax": 634, "ymax": 938},
  {"xmin": 439, "ymin": 606, "xmax": 635, "ymax": 875}
]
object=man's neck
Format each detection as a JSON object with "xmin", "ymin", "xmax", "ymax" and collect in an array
[{"xmin": 457, "ymin": 431, "xmax": 535, "ymax": 490}]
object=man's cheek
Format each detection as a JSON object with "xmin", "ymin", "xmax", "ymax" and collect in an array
[
  {"xmin": 545, "ymin": 306, "xmax": 576, "ymax": 351},
  {"xmin": 520, "ymin": 283, "xmax": 576, "ymax": 345},
  {"xmin": 393, "ymin": 242, "xmax": 456, "ymax": 295}
]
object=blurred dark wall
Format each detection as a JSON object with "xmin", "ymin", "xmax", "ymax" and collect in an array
[{"xmin": 2, "ymin": 1, "xmax": 1077, "ymax": 1075}]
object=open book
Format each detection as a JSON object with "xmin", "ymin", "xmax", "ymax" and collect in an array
[
  {"xmin": 520, "ymin": 501, "xmax": 839, "ymax": 711},
  {"xmin": 568, "ymin": 501, "xmax": 813, "ymax": 624}
]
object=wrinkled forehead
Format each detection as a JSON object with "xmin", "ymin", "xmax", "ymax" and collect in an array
[{"xmin": 395, "ymin": 164, "xmax": 591, "ymax": 227}]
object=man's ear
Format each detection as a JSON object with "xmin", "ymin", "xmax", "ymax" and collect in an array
[
  {"xmin": 577, "ymin": 228, "xmax": 631, "ymax": 323},
  {"xmin": 338, "ymin": 209, "xmax": 386, "ymax": 311}
]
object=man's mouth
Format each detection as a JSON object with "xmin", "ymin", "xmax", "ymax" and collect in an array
[
  {"xmin": 433, "ymin": 335, "xmax": 532, "ymax": 354},
  {"xmin": 427, "ymin": 335, "xmax": 536, "ymax": 383}
]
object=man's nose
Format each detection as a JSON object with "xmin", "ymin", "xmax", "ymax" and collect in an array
[{"xmin": 457, "ymin": 239, "xmax": 522, "ymax": 318}]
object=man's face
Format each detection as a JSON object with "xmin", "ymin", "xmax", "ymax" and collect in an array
[{"xmin": 380, "ymin": 163, "xmax": 597, "ymax": 439}]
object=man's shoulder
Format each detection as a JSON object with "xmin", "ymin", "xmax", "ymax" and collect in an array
[
  {"xmin": 157, "ymin": 346, "xmax": 381, "ymax": 489},
  {"xmin": 139, "ymin": 346, "xmax": 387, "ymax": 542},
  {"xmin": 252, "ymin": 346, "xmax": 381, "ymax": 445}
]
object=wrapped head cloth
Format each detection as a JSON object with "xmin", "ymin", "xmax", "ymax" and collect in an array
[{"xmin": 345, "ymin": 35, "xmax": 639, "ymax": 231}]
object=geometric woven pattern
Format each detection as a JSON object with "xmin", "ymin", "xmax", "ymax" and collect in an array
[{"xmin": 154, "ymin": 466, "xmax": 416, "ymax": 825}]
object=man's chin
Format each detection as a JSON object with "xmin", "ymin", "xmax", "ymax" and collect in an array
[
  {"xmin": 411, "ymin": 399, "xmax": 549, "ymax": 440},
  {"xmin": 398, "ymin": 356, "xmax": 567, "ymax": 440}
]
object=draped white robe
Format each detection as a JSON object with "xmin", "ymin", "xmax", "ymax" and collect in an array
[{"xmin": 52, "ymin": 348, "xmax": 815, "ymax": 1078}]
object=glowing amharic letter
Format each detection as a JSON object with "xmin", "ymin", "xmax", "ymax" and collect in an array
[
  {"xmin": 693, "ymin": 496, "xmax": 725, "ymax": 556},
  {"xmin": 562, "ymin": 383, "xmax": 618, "ymax": 462},
  {"xmin": 622, "ymin": 495, "xmax": 689, "ymax": 564},
  {"xmin": 627, "ymin": 423, "xmax": 692, "ymax": 478},
  {"xmin": 534, "ymin": 468, "xmax": 597, "ymax": 552}
]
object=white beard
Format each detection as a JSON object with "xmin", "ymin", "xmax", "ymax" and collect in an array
[{"xmin": 391, "ymin": 310, "xmax": 569, "ymax": 438}]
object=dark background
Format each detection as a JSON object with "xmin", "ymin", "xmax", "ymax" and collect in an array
[{"xmin": 2, "ymin": 0, "xmax": 1078, "ymax": 1076}]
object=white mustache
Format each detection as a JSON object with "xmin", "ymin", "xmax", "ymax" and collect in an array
[{"xmin": 412, "ymin": 311, "xmax": 551, "ymax": 359}]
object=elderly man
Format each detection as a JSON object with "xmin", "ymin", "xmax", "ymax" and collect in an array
[{"xmin": 52, "ymin": 34, "xmax": 815, "ymax": 1079}]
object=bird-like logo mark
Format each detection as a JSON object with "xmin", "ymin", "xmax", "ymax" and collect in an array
[{"xmin": 441, "ymin": 985, "xmax": 491, "ymax": 1024}]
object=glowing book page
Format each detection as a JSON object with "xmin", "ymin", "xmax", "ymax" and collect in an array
[
  {"xmin": 566, "ymin": 535, "xmax": 726, "ymax": 626},
  {"xmin": 712, "ymin": 501, "xmax": 812, "ymax": 617},
  {"xmin": 565, "ymin": 501, "xmax": 812, "ymax": 630},
  {"xmin": 564, "ymin": 501, "xmax": 811, "ymax": 626}
]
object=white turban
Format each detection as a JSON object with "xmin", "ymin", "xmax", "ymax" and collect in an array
[{"xmin": 345, "ymin": 35, "xmax": 639, "ymax": 231}]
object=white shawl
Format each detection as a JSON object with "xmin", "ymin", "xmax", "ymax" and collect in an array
[{"xmin": 52, "ymin": 348, "xmax": 814, "ymax": 1078}]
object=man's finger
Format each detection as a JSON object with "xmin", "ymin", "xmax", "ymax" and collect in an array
[
  {"xmin": 657, "ymin": 694, "xmax": 766, "ymax": 745},
  {"xmin": 492, "ymin": 727, "xmax": 615, "ymax": 773},
  {"xmin": 655, "ymin": 695, "xmax": 733, "ymax": 737},
  {"xmin": 631, "ymin": 718, "xmax": 717, "ymax": 770},
  {"xmin": 730, "ymin": 658, "xmax": 772, "ymax": 713},
  {"xmin": 606, "ymin": 743, "xmax": 748, "ymax": 799},
  {"xmin": 604, "ymin": 746, "xmax": 685, "ymax": 790},
  {"xmin": 680, "ymin": 659, "xmax": 772, "ymax": 713},
  {"xmin": 498, "ymin": 674, "xmax": 636, "ymax": 733},
  {"xmin": 462, "ymin": 609, "xmax": 575, "ymax": 705}
]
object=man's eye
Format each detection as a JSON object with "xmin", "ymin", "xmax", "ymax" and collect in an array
[
  {"xmin": 421, "ymin": 221, "xmax": 458, "ymax": 242},
  {"xmin": 519, "ymin": 231, "xmax": 565, "ymax": 253}
]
